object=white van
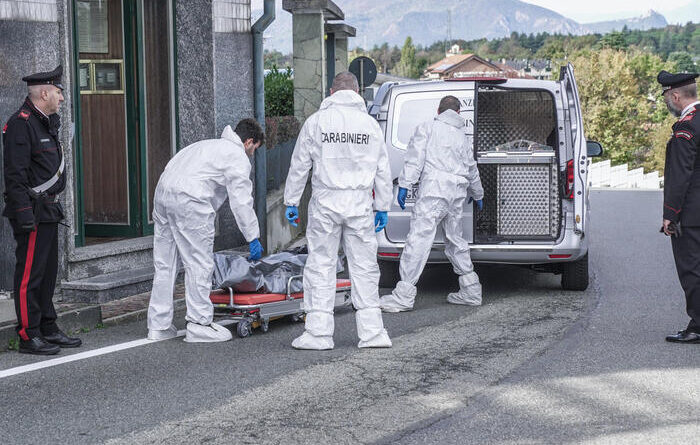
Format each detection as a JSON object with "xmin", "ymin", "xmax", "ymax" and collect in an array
[{"xmin": 368, "ymin": 64, "xmax": 603, "ymax": 290}]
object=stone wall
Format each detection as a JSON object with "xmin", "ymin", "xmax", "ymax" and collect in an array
[
  {"xmin": 175, "ymin": 0, "xmax": 216, "ymax": 147},
  {"xmin": 212, "ymin": 0, "xmax": 256, "ymax": 250},
  {"xmin": 0, "ymin": 1, "xmax": 62, "ymax": 292}
]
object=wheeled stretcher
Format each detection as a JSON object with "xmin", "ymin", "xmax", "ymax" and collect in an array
[{"xmin": 209, "ymin": 276, "xmax": 352, "ymax": 338}]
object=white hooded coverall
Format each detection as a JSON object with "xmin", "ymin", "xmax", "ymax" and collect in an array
[
  {"xmin": 381, "ymin": 109, "xmax": 484, "ymax": 310},
  {"xmin": 284, "ymin": 90, "xmax": 393, "ymax": 347},
  {"xmin": 148, "ymin": 126, "xmax": 260, "ymax": 330}
]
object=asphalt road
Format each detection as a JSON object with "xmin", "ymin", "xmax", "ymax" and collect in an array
[{"xmin": 0, "ymin": 190, "xmax": 697, "ymax": 444}]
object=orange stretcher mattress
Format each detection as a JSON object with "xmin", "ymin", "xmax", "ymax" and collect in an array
[{"xmin": 210, "ymin": 278, "xmax": 351, "ymax": 306}]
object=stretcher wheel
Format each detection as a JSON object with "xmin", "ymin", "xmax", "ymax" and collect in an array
[
  {"xmin": 261, "ymin": 319, "xmax": 269, "ymax": 333},
  {"xmin": 237, "ymin": 319, "xmax": 252, "ymax": 338},
  {"xmin": 290, "ymin": 313, "xmax": 305, "ymax": 323}
]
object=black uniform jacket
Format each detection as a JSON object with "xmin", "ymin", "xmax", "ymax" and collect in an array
[
  {"xmin": 664, "ymin": 103, "xmax": 700, "ymax": 227},
  {"xmin": 2, "ymin": 97, "xmax": 66, "ymax": 227}
]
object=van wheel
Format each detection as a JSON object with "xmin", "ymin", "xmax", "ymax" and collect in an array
[
  {"xmin": 561, "ymin": 253, "xmax": 589, "ymax": 291},
  {"xmin": 378, "ymin": 260, "xmax": 400, "ymax": 288}
]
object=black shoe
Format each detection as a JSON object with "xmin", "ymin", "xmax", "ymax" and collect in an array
[
  {"xmin": 42, "ymin": 330, "xmax": 82, "ymax": 348},
  {"xmin": 19, "ymin": 337, "xmax": 60, "ymax": 355},
  {"xmin": 665, "ymin": 330, "xmax": 700, "ymax": 343}
]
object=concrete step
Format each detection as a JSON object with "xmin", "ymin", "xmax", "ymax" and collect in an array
[
  {"xmin": 0, "ymin": 298, "xmax": 15, "ymax": 326},
  {"xmin": 61, "ymin": 266, "xmax": 156, "ymax": 303},
  {"xmin": 67, "ymin": 237, "xmax": 154, "ymax": 281}
]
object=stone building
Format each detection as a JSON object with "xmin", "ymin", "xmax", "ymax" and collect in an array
[{"xmin": 0, "ymin": 0, "xmax": 260, "ymax": 302}]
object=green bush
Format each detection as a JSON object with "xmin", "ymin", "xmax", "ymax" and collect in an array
[{"xmin": 265, "ymin": 66, "xmax": 294, "ymax": 117}]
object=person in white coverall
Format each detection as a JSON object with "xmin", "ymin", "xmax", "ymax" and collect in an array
[
  {"xmin": 380, "ymin": 96, "xmax": 484, "ymax": 312},
  {"xmin": 147, "ymin": 119, "xmax": 265, "ymax": 343},
  {"xmin": 284, "ymin": 72, "xmax": 393, "ymax": 350}
]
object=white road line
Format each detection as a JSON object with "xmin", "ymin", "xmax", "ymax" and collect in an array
[{"xmin": 0, "ymin": 320, "xmax": 236, "ymax": 380}]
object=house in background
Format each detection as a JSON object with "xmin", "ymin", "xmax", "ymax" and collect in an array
[
  {"xmin": 498, "ymin": 58, "xmax": 553, "ymax": 80},
  {"xmin": 423, "ymin": 53, "xmax": 534, "ymax": 80}
]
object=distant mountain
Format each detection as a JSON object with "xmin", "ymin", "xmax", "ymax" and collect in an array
[
  {"xmin": 255, "ymin": 0, "xmax": 670, "ymax": 53},
  {"xmin": 584, "ymin": 10, "xmax": 668, "ymax": 34}
]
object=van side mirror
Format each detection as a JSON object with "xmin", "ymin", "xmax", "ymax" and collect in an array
[{"xmin": 587, "ymin": 141, "xmax": 603, "ymax": 157}]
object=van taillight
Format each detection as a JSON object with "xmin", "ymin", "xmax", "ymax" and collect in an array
[{"xmin": 565, "ymin": 160, "xmax": 574, "ymax": 199}]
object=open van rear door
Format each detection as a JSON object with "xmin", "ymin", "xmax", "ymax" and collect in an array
[{"xmin": 560, "ymin": 63, "xmax": 586, "ymax": 235}]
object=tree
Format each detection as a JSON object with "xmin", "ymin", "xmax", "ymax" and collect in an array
[
  {"xmin": 569, "ymin": 49, "xmax": 651, "ymax": 168},
  {"xmin": 668, "ymin": 51, "xmax": 696, "ymax": 72},
  {"xmin": 599, "ymin": 31, "xmax": 628, "ymax": 51},
  {"xmin": 395, "ymin": 36, "xmax": 422, "ymax": 79}
]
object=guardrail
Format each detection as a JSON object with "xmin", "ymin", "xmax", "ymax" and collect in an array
[{"xmin": 588, "ymin": 160, "xmax": 663, "ymax": 189}]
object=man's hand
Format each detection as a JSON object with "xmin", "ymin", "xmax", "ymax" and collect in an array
[
  {"xmin": 375, "ymin": 211, "xmax": 388, "ymax": 232},
  {"xmin": 468, "ymin": 197, "xmax": 484, "ymax": 211},
  {"xmin": 248, "ymin": 239, "xmax": 263, "ymax": 261},
  {"xmin": 286, "ymin": 206, "xmax": 299, "ymax": 227},
  {"xmin": 663, "ymin": 219, "xmax": 674, "ymax": 236},
  {"xmin": 397, "ymin": 187, "xmax": 408, "ymax": 210}
]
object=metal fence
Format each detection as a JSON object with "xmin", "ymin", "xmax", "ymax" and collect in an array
[{"xmin": 266, "ymin": 139, "xmax": 297, "ymax": 192}]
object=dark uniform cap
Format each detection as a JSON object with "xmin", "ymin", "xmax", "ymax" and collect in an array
[
  {"xmin": 22, "ymin": 65, "xmax": 64, "ymax": 90},
  {"xmin": 657, "ymin": 70, "xmax": 698, "ymax": 93}
]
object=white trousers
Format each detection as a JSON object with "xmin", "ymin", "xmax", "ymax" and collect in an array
[
  {"xmin": 387, "ymin": 193, "xmax": 481, "ymax": 308},
  {"xmin": 148, "ymin": 189, "xmax": 216, "ymax": 330},
  {"xmin": 303, "ymin": 198, "xmax": 387, "ymax": 342}
]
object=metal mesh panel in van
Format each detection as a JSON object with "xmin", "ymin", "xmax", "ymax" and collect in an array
[{"xmin": 476, "ymin": 90, "xmax": 557, "ymax": 152}]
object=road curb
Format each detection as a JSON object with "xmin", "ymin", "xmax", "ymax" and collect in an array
[
  {"xmin": 0, "ymin": 304, "xmax": 102, "ymax": 352},
  {"xmin": 101, "ymin": 298, "xmax": 186, "ymax": 328}
]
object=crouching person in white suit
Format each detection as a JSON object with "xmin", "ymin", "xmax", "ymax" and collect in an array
[{"xmin": 147, "ymin": 119, "xmax": 265, "ymax": 342}]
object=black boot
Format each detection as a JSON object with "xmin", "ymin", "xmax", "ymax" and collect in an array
[
  {"xmin": 42, "ymin": 330, "xmax": 82, "ymax": 348},
  {"xmin": 19, "ymin": 337, "xmax": 60, "ymax": 355}
]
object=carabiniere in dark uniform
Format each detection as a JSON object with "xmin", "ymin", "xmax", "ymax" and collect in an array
[
  {"xmin": 657, "ymin": 70, "xmax": 700, "ymax": 344},
  {"xmin": 2, "ymin": 65, "xmax": 81, "ymax": 355}
]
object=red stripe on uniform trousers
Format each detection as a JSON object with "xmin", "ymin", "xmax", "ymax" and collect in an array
[{"xmin": 18, "ymin": 229, "xmax": 38, "ymax": 341}]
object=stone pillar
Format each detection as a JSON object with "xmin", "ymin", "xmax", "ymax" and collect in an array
[
  {"xmin": 325, "ymin": 23, "xmax": 355, "ymax": 75},
  {"xmin": 282, "ymin": 0, "xmax": 343, "ymax": 122}
]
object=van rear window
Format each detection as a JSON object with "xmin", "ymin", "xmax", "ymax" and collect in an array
[
  {"xmin": 476, "ymin": 90, "xmax": 556, "ymax": 152},
  {"xmin": 391, "ymin": 91, "xmax": 475, "ymax": 150}
]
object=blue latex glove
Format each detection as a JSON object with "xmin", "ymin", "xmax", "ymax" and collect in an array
[
  {"xmin": 468, "ymin": 197, "xmax": 484, "ymax": 211},
  {"xmin": 286, "ymin": 205, "xmax": 299, "ymax": 227},
  {"xmin": 248, "ymin": 239, "xmax": 263, "ymax": 261},
  {"xmin": 397, "ymin": 187, "xmax": 408, "ymax": 210},
  {"xmin": 374, "ymin": 211, "xmax": 388, "ymax": 232}
]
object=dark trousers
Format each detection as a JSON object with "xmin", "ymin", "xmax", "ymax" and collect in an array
[
  {"xmin": 12, "ymin": 222, "xmax": 59, "ymax": 340},
  {"xmin": 671, "ymin": 225, "xmax": 700, "ymax": 333}
]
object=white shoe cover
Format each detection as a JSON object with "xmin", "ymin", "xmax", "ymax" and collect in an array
[
  {"xmin": 291, "ymin": 331, "xmax": 334, "ymax": 350},
  {"xmin": 184, "ymin": 322, "xmax": 232, "ymax": 343},
  {"xmin": 379, "ymin": 281, "xmax": 416, "ymax": 312},
  {"xmin": 446, "ymin": 291, "xmax": 482, "ymax": 306},
  {"xmin": 147, "ymin": 324, "xmax": 178, "ymax": 341},
  {"xmin": 446, "ymin": 273, "xmax": 482, "ymax": 306},
  {"xmin": 379, "ymin": 294, "xmax": 413, "ymax": 313},
  {"xmin": 358, "ymin": 329, "xmax": 392, "ymax": 348}
]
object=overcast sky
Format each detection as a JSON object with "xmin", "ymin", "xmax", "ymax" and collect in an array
[
  {"xmin": 252, "ymin": 0, "xmax": 699, "ymax": 24},
  {"xmin": 521, "ymin": 0, "xmax": 698, "ymax": 23}
]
